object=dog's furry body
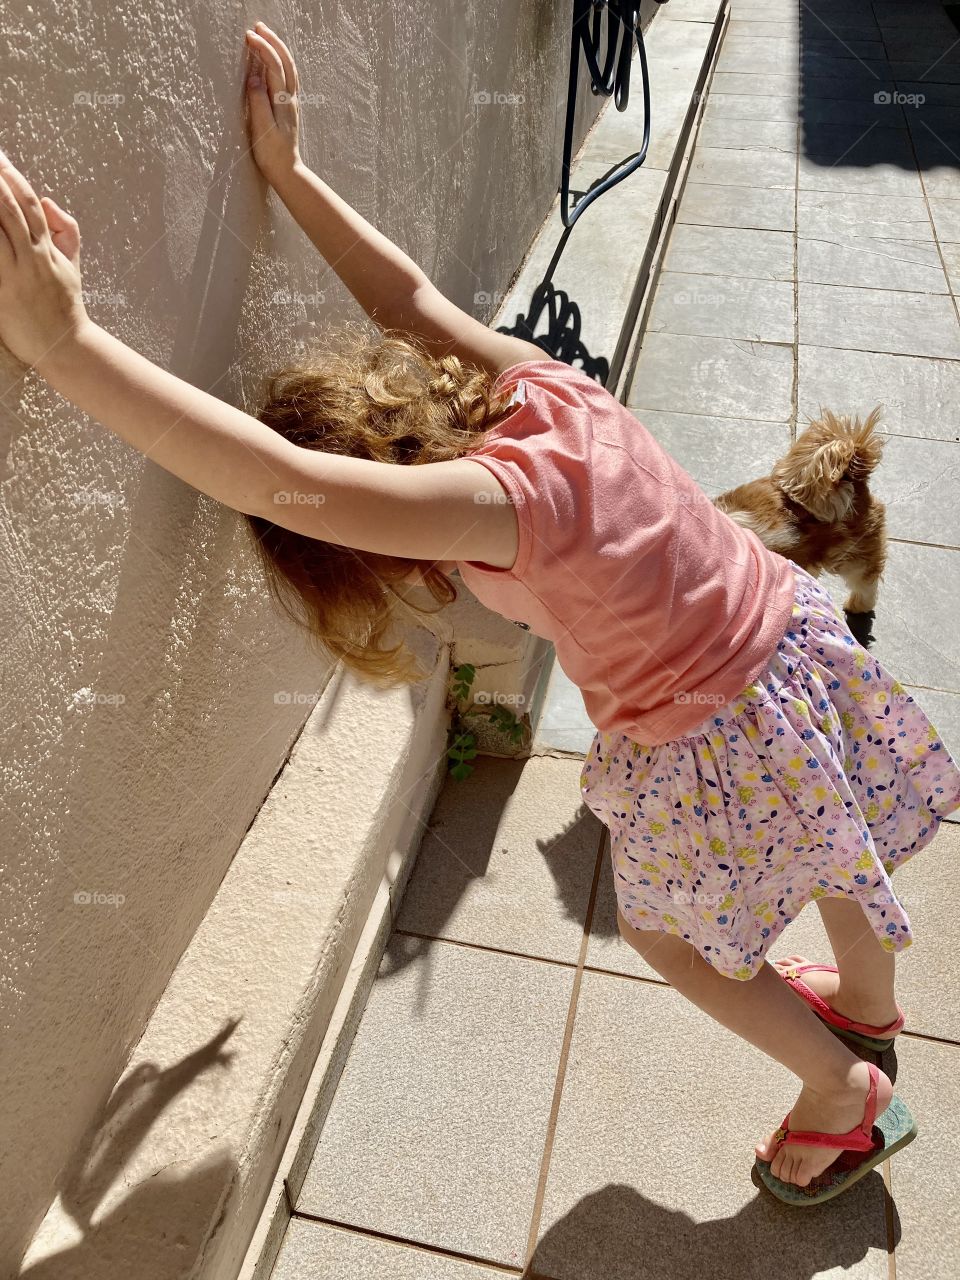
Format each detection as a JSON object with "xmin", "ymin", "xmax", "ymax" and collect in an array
[{"xmin": 715, "ymin": 409, "xmax": 887, "ymax": 616}]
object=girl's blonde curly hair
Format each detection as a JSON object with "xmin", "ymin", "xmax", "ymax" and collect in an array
[{"xmin": 244, "ymin": 321, "xmax": 520, "ymax": 686}]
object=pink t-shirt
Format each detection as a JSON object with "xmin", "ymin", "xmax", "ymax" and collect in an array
[{"xmin": 456, "ymin": 358, "xmax": 796, "ymax": 745}]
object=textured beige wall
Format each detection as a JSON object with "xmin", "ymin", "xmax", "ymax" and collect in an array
[{"xmin": 0, "ymin": 0, "xmax": 599, "ymax": 1269}]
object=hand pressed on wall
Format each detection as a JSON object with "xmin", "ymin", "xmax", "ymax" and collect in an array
[
  {"xmin": 245, "ymin": 22, "xmax": 302, "ymax": 185},
  {"xmin": 0, "ymin": 149, "xmax": 90, "ymax": 371}
]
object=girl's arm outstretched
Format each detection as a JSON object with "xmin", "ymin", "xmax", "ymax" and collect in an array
[
  {"xmin": 244, "ymin": 22, "xmax": 545, "ymax": 378},
  {"xmin": 0, "ymin": 154, "xmax": 518, "ymax": 569}
]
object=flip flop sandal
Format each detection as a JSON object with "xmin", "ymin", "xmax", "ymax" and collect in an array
[
  {"xmin": 754, "ymin": 1062, "xmax": 917, "ymax": 1206},
  {"xmin": 779, "ymin": 962, "xmax": 906, "ymax": 1051}
]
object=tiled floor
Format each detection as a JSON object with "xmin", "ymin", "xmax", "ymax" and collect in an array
[{"xmin": 272, "ymin": 3, "xmax": 960, "ymax": 1277}]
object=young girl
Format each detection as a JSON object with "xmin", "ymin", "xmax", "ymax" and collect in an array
[{"xmin": 3, "ymin": 21, "xmax": 958, "ymax": 1207}]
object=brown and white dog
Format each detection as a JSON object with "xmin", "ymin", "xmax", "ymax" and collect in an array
[{"xmin": 715, "ymin": 409, "xmax": 887, "ymax": 628}]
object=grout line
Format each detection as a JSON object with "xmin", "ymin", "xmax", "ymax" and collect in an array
[
  {"xmin": 883, "ymin": 1157, "xmax": 899, "ymax": 1280},
  {"xmin": 523, "ymin": 825, "xmax": 607, "ymax": 1266},
  {"xmin": 392, "ymin": 928, "xmax": 580, "ymax": 972},
  {"xmin": 897, "ymin": 1026, "xmax": 960, "ymax": 1049},
  {"xmin": 888, "ymin": 535, "xmax": 960, "ymax": 553},
  {"xmin": 288, "ymin": 1211, "xmax": 530, "ymax": 1276},
  {"xmin": 903, "ymin": 680, "xmax": 960, "ymax": 697}
]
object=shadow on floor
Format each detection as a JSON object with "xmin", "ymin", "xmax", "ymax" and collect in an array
[
  {"xmin": 525, "ymin": 1178, "xmax": 898, "ymax": 1280},
  {"xmin": 798, "ymin": 0, "xmax": 960, "ymax": 172}
]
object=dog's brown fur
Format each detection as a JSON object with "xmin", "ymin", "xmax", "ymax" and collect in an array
[{"xmin": 715, "ymin": 408, "xmax": 887, "ymax": 615}]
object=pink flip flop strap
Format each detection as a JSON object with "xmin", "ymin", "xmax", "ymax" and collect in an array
[
  {"xmin": 774, "ymin": 1064, "xmax": 880, "ymax": 1153},
  {"xmin": 783, "ymin": 965, "xmax": 905, "ymax": 1037}
]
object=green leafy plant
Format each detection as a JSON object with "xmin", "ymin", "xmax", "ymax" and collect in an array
[{"xmin": 446, "ymin": 662, "xmax": 528, "ymax": 780}]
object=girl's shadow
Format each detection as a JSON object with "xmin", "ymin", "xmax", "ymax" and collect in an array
[{"xmin": 526, "ymin": 1175, "xmax": 898, "ymax": 1280}]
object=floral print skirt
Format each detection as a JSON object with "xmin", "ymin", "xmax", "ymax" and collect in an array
[{"xmin": 578, "ymin": 561, "xmax": 960, "ymax": 980}]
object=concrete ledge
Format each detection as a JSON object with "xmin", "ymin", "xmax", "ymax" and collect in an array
[{"xmin": 21, "ymin": 628, "xmax": 450, "ymax": 1280}]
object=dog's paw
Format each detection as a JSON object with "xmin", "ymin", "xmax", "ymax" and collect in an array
[{"xmin": 845, "ymin": 609, "xmax": 876, "ymax": 648}]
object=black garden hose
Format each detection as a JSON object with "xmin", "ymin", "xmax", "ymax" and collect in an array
[{"xmin": 560, "ymin": 0, "xmax": 668, "ymax": 228}]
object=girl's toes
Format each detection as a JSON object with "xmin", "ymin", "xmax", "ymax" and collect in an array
[{"xmin": 755, "ymin": 1130, "xmax": 780, "ymax": 1162}]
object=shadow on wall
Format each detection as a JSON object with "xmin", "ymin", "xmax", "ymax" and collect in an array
[
  {"xmin": 798, "ymin": 0, "xmax": 960, "ymax": 174},
  {"xmin": 524, "ymin": 1180, "xmax": 899, "ymax": 1280},
  {"xmin": 21, "ymin": 1022, "xmax": 239, "ymax": 1279}
]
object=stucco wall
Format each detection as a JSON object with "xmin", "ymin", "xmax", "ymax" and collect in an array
[{"xmin": 0, "ymin": 0, "xmax": 602, "ymax": 1269}]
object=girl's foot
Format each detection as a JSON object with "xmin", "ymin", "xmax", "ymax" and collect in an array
[
  {"xmin": 774, "ymin": 954, "xmax": 901, "ymax": 1031},
  {"xmin": 755, "ymin": 1060, "xmax": 894, "ymax": 1187}
]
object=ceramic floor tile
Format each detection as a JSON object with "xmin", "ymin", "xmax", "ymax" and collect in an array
[
  {"xmin": 798, "ymin": 282, "xmax": 960, "ymax": 359},
  {"xmin": 879, "ymin": 1035, "xmax": 960, "ymax": 1280},
  {"xmin": 297, "ymin": 935, "xmax": 573, "ymax": 1267},
  {"xmin": 801, "ymin": 97, "xmax": 909, "ymax": 127},
  {"xmin": 728, "ymin": 21, "xmax": 801, "ymax": 40},
  {"xmin": 688, "ymin": 145, "xmax": 797, "ymax": 190},
  {"xmin": 906, "ymin": 685, "xmax": 960, "ymax": 771},
  {"xmin": 943, "ymin": 243, "xmax": 960, "ymax": 293},
  {"xmin": 663, "ymin": 223, "xmax": 794, "ymax": 281},
  {"xmin": 797, "ymin": 237, "xmax": 946, "ymax": 292},
  {"xmin": 271, "ymin": 1219, "xmax": 510, "ymax": 1280},
  {"xmin": 798, "ymin": 53, "xmax": 894, "ymax": 82},
  {"xmin": 648, "ymin": 271, "xmax": 795, "ymax": 343},
  {"xmin": 909, "ymin": 127, "xmax": 960, "ymax": 200},
  {"xmin": 797, "ymin": 344, "xmax": 960, "ymax": 442},
  {"xmin": 871, "ymin": 433, "xmax": 960, "ymax": 546},
  {"xmin": 928, "ymin": 197, "xmax": 960, "ymax": 243},
  {"xmin": 397, "ymin": 755, "xmax": 600, "ymax": 963},
  {"xmin": 891, "ymin": 61, "xmax": 960, "ymax": 85},
  {"xmin": 534, "ymin": 662, "xmax": 598, "ymax": 756},
  {"xmin": 800, "ymin": 74, "xmax": 898, "ymax": 103},
  {"xmin": 698, "ymin": 117, "xmax": 799, "ymax": 152},
  {"xmin": 798, "ymin": 127, "xmax": 924, "ymax": 199},
  {"xmin": 703, "ymin": 93, "xmax": 799, "ymax": 123},
  {"xmin": 710, "ymin": 72, "xmax": 800, "ymax": 98},
  {"xmin": 531, "ymin": 975, "xmax": 891, "ymax": 1280},
  {"xmin": 627, "ymin": 332, "xmax": 794, "ymax": 422},
  {"xmin": 802, "ymin": 37, "xmax": 886, "ymax": 61},
  {"xmin": 797, "ymin": 190, "xmax": 934, "ymax": 242},
  {"xmin": 677, "ymin": 182, "xmax": 796, "ymax": 232},
  {"xmin": 636, "ymin": 410, "xmax": 793, "ymax": 494},
  {"xmin": 817, "ymin": 541, "xmax": 960, "ymax": 691}
]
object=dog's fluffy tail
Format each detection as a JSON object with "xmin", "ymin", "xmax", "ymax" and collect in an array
[{"xmin": 772, "ymin": 407, "xmax": 884, "ymax": 522}]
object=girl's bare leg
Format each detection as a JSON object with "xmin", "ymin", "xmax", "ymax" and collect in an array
[
  {"xmin": 617, "ymin": 911, "xmax": 893, "ymax": 1188},
  {"xmin": 774, "ymin": 896, "xmax": 900, "ymax": 1027}
]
